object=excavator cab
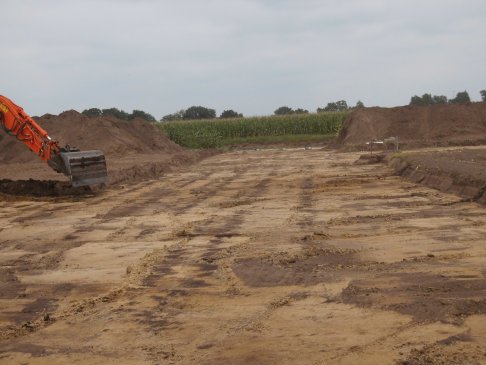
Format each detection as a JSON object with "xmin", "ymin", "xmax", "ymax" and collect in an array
[{"xmin": 48, "ymin": 147, "xmax": 108, "ymax": 187}]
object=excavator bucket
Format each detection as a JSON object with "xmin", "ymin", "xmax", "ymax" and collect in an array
[{"xmin": 59, "ymin": 150, "xmax": 108, "ymax": 187}]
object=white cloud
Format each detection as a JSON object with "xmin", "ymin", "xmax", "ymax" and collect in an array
[{"xmin": 2, "ymin": 0, "xmax": 485, "ymax": 117}]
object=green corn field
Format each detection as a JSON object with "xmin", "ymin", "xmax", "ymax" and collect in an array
[{"xmin": 158, "ymin": 112, "xmax": 348, "ymax": 148}]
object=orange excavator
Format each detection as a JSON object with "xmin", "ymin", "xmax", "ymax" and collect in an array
[{"xmin": 0, "ymin": 95, "xmax": 108, "ymax": 187}]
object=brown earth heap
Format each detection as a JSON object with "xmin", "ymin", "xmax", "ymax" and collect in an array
[
  {"xmin": 338, "ymin": 102, "xmax": 486, "ymax": 148},
  {"xmin": 0, "ymin": 110, "xmax": 183, "ymax": 164},
  {"xmin": 0, "ymin": 111, "xmax": 214, "ymax": 193}
]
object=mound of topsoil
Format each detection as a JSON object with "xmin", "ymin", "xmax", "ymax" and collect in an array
[
  {"xmin": 0, "ymin": 110, "xmax": 184, "ymax": 164},
  {"xmin": 0, "ymin": 110, "xmax": 215, "ymax": 194},
  {"xmin": 338, "ymin": 102, "xmax": 486, "ymax": 148}
]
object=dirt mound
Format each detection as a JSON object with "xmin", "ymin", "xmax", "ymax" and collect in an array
[
  {"xmin": 338, "ymin": 102, "xmax": 486, "ymax": 148},
  {"xmin": 0, "ymin": 110, "xmax": 183, "ymax": 164},
  {"xmin": 0, "ymin": 111, "xmax": 217, "ymax": 192}
]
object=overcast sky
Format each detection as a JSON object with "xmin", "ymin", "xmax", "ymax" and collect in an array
[{"xmin": 2, "ymin": 0, "xmax": 485, "ymax": 118}]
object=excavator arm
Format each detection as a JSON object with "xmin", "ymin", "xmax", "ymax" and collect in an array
[{"xmin": 0, "ymin": 95, "xmax": 108, "ymax": 187}]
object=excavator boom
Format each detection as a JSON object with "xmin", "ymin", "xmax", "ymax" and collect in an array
[{"xmin": 0, "ymin": 95, "xmax": 108, "ymax": 187}]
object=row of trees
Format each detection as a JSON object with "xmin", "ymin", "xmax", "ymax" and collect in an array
[
  {"xmin": 409, "ymin": 90, "xmax": 486, "ymax": 106},
  {"xmin": 162, "ymin": 102, "xmax": 360, "ymax": 121},
  {"xmin": 274, "ymin": 106, "xmax": 309, "ymax": 115},
  {"xmin": 82, "ymin": 107, "xmax": 156, "ymax": 122},
  {"xmin": 83, "ymin": 89, "xmax": 486, "ymax": 123},
  {"xmin": 318, "ymin": 100, "xmax": 365, "ymax": 112},
  {"xmin": 161, "ymin": 106, "xmax": 243, "ymax": 121},
  {"xmin": 274, "ymin": 100, "xmax": 364, "ymax": 116}
]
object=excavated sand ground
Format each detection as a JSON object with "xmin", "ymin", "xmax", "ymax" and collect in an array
[{"xmin": 1, "ymin": 148, "xmax": 486, "ymax": 364}]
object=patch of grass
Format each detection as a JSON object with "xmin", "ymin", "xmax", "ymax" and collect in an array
[{"xmin": 158, "ymin": 112, "xmax": 348, "ymax": 148}]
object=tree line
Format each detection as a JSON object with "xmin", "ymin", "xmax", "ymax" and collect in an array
[
  {"xmin": 161, "ymin": 106, "xmax": 243, "ymax": 121},
  {"xmin": 273, "ymin": 100, "xmax": 365, "ymax": 116},
  {"xmin": 409, "ymin": 90, "xmax": 486, "ymax": 106},
  {"xmin": 81, "ymin": 89, "xmax": 486, "ymax": 123},
  {"xmin": 81, "ymin": 107, "xmax": 156, "ymax": 122},
  {"xmin": 161, "ymin": 101, "xmax": 363, "ymax": 121}
]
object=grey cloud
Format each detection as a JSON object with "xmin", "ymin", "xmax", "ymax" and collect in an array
[{"xmin": 2, "ymin": 0, "xmax": 485, "ymax": 117}]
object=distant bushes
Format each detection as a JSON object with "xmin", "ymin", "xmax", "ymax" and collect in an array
[
  {"xmin": 273, "ymin": 100, "xmax": 364, "ymax": 115},
  {"xmin": 408, "ymin": 90, "xmax": 482, "ymax": 106},
  {"xmin": 81, "ymin": 107, "xmax": 156, "ymax": 122},
  {"xmin": 162, "ymin": 106, "xmax": 242, "ymax": 121}
]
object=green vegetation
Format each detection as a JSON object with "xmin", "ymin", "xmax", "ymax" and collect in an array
[
  {"xmin": 409, "ymin": 90, "xmax": 476, "ymax": 106},
  {"xmin": 274, "ymin": 106, "xmax": 309, "ymax": 115},
  {"xmin": 161, "ymin": 106, "xmax": 218, "ymax": 121},
  {"xmin": 449, "ymin": 91, "xmax": 471, "ymax": 104},
  {"xmin": 182, "ymin": 106, "xmax": 216, "ymax": 120},
  {"xmin": 220, "ymin": 109, "xmax": 243, "ymax": 118},
  {"xmin": 81, "ymin": 107, "xmax": 156, "ymax": 122},
  {"xmin": 317, "ymin": 100, "xmax": 349, "ymax": 112},
  {"xmin": 409, "ymin": 94, "xmax": 448, "ymax": 106},
  {"xmin": 159, "ymin": 112, "xmax": 347, "ymax": 149}
]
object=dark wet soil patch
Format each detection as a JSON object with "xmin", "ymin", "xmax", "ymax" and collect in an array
[
  {"xmin": 0, "ymin": 179, "xmax": 93, "ymax": 198},
  {"xmin": 143, "ymin": 265, "xmax": 175, "ymax": 287},
  {"xmin": 0, "ymin": 270, "xmax": 25, "ymax": 299},
  {"xmin": 233, "ymin": 246, "xmax": 361, "ymax": 287},
  {"xmin": 196, "ymin": 263, "xmax": 218, "ymax": 277},
  {"xmin": 16, "ymin": 298, "xmax": 57, "ymax": 325},
  {"xmin": 341, "ymin": 273, "xmax": 486, "ymax": 324},
  {"xmin": 397, "ymin": 333, "xmax": 482, "ymax": 365},
  {"xmin": 135, "ymin": 309, "xmax": 169, "ymax": 331}
]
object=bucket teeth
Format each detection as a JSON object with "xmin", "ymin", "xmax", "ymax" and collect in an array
[{"xmin": 59, "ymin": 150, "xmax": 108, "ymax": 187}]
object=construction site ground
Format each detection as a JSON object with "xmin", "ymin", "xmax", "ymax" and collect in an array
[{"xmin": 2, "ymin": 147, "xmax": 486, "ymax": 365}]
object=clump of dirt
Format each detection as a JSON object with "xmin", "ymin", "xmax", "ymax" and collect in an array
[{"xmin": 338, "ymin": 103, "xmax": 486, "ymax": 148}]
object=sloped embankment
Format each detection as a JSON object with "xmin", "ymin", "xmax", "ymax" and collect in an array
[{"xmin": 390, "ymin": 148, "xmax": 486, "ymax": 204}]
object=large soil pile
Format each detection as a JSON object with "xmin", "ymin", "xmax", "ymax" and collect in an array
[
  {"xmin": 0, "ymin": 110, "xmax": 184, "ymax": 163},
  {"xmin": 0, "ymin": 111, "xmax": 215, "ymax": 194},
  {"xmin": 338, "ymin": 102, "xmax": 486, "ymax": 148}
]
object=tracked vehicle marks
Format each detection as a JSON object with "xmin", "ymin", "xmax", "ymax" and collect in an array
[{"xmin": 2, "ymin": 149, "xmax": 486, "ymax": 364}]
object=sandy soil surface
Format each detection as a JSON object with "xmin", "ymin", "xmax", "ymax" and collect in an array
[{"xmin": 1, "ymin": 148, "xmax": 486, "ymax": 364}]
